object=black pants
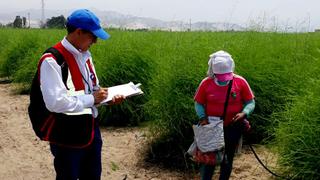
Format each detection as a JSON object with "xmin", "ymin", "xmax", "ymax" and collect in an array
[
  {"xmin": 200, "ymin": 123, "xmax": 242, "ymax": 180},
  {"xmin": 219, "ymin": 123, "xmax": 242, "ymax": 180},
  {"xmin": 50, "ymin": 126, "xmax": 102, "ymax": 180}
]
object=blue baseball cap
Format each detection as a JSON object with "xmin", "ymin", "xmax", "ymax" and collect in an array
[{"xmin": 67, "ymin": 9, "xmax": 110, "ymax": 40}]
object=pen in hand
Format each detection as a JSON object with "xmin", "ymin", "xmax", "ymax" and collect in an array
[{"xmin": 93, "ymin": 88, "xmax": 108, "ymax": 105}]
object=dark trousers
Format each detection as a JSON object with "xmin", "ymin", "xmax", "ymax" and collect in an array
[
  {"xmin": 219, "ymin": 124, "xmax": 242, "ymax": 180},
  {"xmin": 200, "ymin": 164, "xmax": 215, "ymax": 180},
  {"xmin": 50, "ymin": 126, "xmax": 102, "ymax": 180},
  {"xmin": 200, "ymin": 124, "xmax": 242, "ymax": 180}
]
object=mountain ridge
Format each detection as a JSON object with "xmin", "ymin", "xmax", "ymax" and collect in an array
[{"xmin": 0, "ymin": 8, "xmax": 244, "ymax": 31}]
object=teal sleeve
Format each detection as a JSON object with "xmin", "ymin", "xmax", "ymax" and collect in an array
[
  {"xmin": 195, "ymin": 102, "xmax": 206, "ymax": 119},
  {"xmin": 242, "ymin": 99, "xmax": 255, "ymax": 118}
]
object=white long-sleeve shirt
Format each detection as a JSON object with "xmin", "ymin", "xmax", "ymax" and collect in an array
[{"xmin": 40, "ymin": 37, "xmax": 100, "ymax": 118}]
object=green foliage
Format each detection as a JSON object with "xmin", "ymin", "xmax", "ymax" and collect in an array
[
  {"xmin": 13, "ymin": 16, "xmax": 23, "ymax": 28},
  {"xmin": 0, "ymin": 33, "xmax": 40, "ymax": 78},
  {"xmin": 143, "ymin": 33, "xmax": 205, "ymax": 167},
  {"xmin": 46, "ymin": 15, "xmax": 66, "ymax": 29},
  {"xmin": 98, "ymin": 50, "xmax": 153, "ymax": 126},
  {"xmin": 110, "ymin": 161, "xmax": 119, "ymax": 171},
  {"xmin": 274, "ymin": 79, "xmax": 320, "ymax": 179},
  {"xmin": 0, "ymin": 29, "xmax": 320, "ymax": 175},
  {"xmin": 232, "ymin": 32, "xmax": 319, "ymax": 142},
  {"xmin": 91, "ymin": 31, "xmax": 156, "ymax": 126},
  {"xmin": 0, "ymin": 28, "xmax": 66, "ymax": 92}
]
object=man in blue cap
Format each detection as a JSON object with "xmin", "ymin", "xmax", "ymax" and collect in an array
[{"xmin": 28, "ymin": 9, "xmax": 125, "ymax": 180}]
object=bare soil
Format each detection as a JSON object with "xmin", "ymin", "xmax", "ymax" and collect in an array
[{"xmin": 0, "ymin": 83, "xmax": 277, "ymax": 180}]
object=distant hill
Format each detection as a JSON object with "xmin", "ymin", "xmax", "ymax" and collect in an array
[{"xmin": 0, "ymin": 8, "xmax": 244, "ymax": 31}]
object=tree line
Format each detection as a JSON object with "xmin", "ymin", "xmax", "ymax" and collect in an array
[{"xmin": 1, "ymin": 15, "xmax": 66, "ymax": 29}]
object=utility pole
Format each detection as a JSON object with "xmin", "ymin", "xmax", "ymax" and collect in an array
[
  {"xmin": 307, "ymin": 13, "xmax": 311, "ymax": 32},
  {"xmin": 28, "ymin": 12, "xmax": 30, "ymax": 28},
  {"xmin": 41, "ymin": 0, "xmax": 45, "ymax": 28}
]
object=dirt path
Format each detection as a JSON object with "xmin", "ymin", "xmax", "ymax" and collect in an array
[{"xmin": 0, "ymin": 83, "xmax": 276, "ymax": 180}]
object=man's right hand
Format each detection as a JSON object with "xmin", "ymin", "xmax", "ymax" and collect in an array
[{"xmin": 93, "ymin": 88, "xmax": 108, "ymax": 104}]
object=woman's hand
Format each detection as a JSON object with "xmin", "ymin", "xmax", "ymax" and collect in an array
[
  {"xmin": 232, "ymin": 112, "xmax": 246, "ymax": 123},
  {"xmin": 199, "ymin": 118, "xmax": 209, "ymax": 125}
]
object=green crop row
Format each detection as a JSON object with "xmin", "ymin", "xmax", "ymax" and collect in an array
[
  {"xmin": 273, "ymin": 78, "xmax": 320, "ymax": 179},
  {"xmin": 0, "ymin": 28, "xmax": 319, "ymax": 178}
]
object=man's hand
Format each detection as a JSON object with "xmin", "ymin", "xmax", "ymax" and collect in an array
[
  {"xmin": 109, "ymin": 94, "xmax": 126, "ymax": 105},
  {"xmin": 93, "ymin": 88, "xmax": 108, "ymax": 104},
  {"xmin": 232, "ymin": 112, "xmax": 246, "ymax": 123}
]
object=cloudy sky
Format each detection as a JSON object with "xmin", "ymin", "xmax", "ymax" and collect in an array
[{"xmin": 1, "ymin": 0, "xmax": 319, "ymax": 30}]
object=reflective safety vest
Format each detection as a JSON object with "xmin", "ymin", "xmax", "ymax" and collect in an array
[{"xmin": 28, "ymin": 42, "xmax": 96, "ymax": 148}]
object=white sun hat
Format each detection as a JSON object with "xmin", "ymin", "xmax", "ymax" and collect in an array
[{"xmin": 207, "ymin": 50, "xmax": 235, "ymax": 80}]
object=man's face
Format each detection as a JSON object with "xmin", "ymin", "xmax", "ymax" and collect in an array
[{"xmin": 77, "ymin": 29, "xmax": 97, "ymax": 52}]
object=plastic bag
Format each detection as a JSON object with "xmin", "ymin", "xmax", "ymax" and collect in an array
[{"xmin": 193, "ymin": 117, "xmax": 224, "ymax": 152}]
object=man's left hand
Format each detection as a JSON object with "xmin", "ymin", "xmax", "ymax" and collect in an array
[{"xmin": 110, "ymin": 94, "xmax": 126, "ymax": 105}]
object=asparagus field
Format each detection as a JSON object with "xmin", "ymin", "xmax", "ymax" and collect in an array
[{"xmin": 1, "ymin": 28, "xmax": 319, "ymax": 179}]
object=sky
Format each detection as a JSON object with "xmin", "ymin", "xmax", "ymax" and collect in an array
[{"xmin": 1, "ymin": 0, "xmax": 319, "ymax": 31}]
